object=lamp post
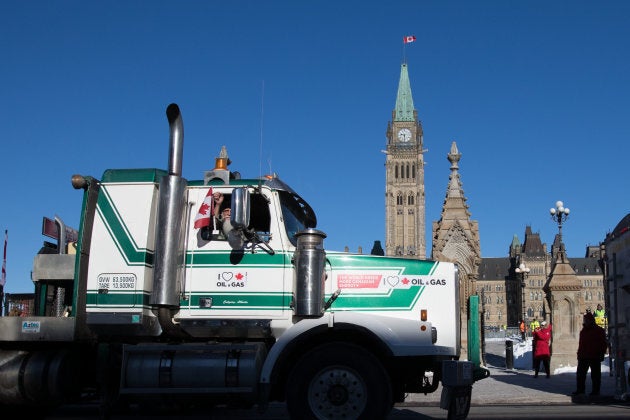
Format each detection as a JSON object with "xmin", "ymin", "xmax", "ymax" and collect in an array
[
  {"xmin": 516, "ymin": 262, "xmax": 530, "ymax": 321},
  {"xmin": 550, "ymin": 200, "xmax": 570, "ymax": 240}
]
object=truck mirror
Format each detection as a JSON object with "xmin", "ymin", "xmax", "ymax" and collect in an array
[{"xmin": 231, "ymin": 187, "xmax": 250, "ymax": 231}]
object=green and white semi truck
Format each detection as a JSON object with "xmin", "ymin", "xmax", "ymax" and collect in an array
[{"xmin": 0, "ymin": 104, "xmax": 481, "ymax": 419}]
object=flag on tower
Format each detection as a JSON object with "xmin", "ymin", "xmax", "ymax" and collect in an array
[
  {"xmin": 194, "ymin": 188, "xmax": 214, "ymax": 229},
  {"xmin": 1, "ymin": 230, "xmax": 7, "ymax": 287},
  {"xmin": 403, "ymin": 35, "xmax": 416, "ymax": 44}
]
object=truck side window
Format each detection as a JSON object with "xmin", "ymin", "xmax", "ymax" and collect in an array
[
  {"xmin": 250, "ymin": 194, "xmax": 271, "ymax": 237},
  {"xmin": 211, "ymin": 193, "xmax": 271, "ymax": 242}
]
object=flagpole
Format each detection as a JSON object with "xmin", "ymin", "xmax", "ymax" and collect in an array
[
  {"xmin": 402, "ymin": 35, "xmax": 416, "ymax": 64},
  {"xmin": 402, "ymin": 35, "xmax": 407, "ymax": 64},
  {"xmin": 1, "ymin": 230, "xmax": 6, "ymax": 316}
]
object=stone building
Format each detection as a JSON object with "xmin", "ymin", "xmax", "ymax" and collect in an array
[
  {"xmin": 382, "ymin": 61, "xmax": 605, "ymax": 337},
  {"xmin": 477, "ymin": 226, "xmax": 604, "ymax": 330},
  {"xmin": 384, "ymin": 62, "xmax": 426, "ymax": 259},
  {"xmin": 431, "ymin": 142, "xmax": 481, "ymax": 357},
  {"xmin": 384, "ymin": 62, "xmax": 482, "ymax": 357}
]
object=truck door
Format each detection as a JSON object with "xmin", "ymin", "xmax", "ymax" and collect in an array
[{"xmin": 181, "ymin": 187, "xmax": 289, "ymax": 319}]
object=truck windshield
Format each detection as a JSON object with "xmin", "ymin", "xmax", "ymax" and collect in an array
[{"xmin": 278, "ymin": 190, "xmax": 317, "ymax": 246}]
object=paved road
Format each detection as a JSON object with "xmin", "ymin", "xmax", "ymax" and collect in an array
[{"xmin": 43, "ymin": 401, "xmax": 630, "ymax": 419}]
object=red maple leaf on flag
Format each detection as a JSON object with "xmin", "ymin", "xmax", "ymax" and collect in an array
[
  {"xmin": 198, "ymin": 202, "xmax": 210, "ymax": 216},
  {"xmin": 194, "ymin": 188, "xmax": 214, "ymax": 229}
]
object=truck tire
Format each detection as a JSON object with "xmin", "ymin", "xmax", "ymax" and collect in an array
[
  {"xmin": 285, "ymin": 342, "xmax": 392, "ymax": 420},
  {"xmin": 446, "ymin": 385, "xmax": 472, "ymax": 420}
]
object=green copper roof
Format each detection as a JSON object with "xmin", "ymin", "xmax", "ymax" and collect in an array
[{"xmin": 395, "ymin": 63, "xmax": 415, "ymax": 122}]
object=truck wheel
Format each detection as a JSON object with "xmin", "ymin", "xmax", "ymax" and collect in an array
[
  {"xmin": 446, "ymin": 385, "xmax": 472, "ymax": 420},
  {"xmin": 286, "ymin": 342, "xmax": 392, "ymax": 420}
]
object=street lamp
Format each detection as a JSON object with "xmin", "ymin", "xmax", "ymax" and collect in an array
[
  {"xmin": 550, "ymin": 200, "xmax": 570, "ymax": 239},
  {"xmin": 515, "ymin": 262, "xmax": 530, "ymax": 321}
]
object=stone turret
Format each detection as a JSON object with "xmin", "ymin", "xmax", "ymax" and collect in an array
[
  {"xmin": 432, "ymin": 141, "xmax": 481, "ymax": 359},
  {"xmin": 544, "ymin": 238, "xmax": 584, "ymax": 371}
]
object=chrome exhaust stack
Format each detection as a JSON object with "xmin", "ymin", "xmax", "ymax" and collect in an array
[{"xmin": 151, "ymin": 104, "xmax": 188, "ymax": 334}]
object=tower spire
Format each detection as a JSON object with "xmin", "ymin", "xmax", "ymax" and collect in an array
[
  {"xmin": 394, "ymin": 64, "xmax": 416, "ymax": 122},
  {"xmin": 385, "ymin": 62, "xmax": 425, "ymax": 259}
]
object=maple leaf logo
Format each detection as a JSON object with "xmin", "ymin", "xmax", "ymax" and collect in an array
[
  {"xmin": 235, "ymin": 273, "xmax": 244, "ymax": 280},
  {"xmin": 198, "ymin": 202, "xmax": 210, "ymax": 215},
  {"xmin": 402, "ymin": 277, "xmax": 410, "ymax": 285}
]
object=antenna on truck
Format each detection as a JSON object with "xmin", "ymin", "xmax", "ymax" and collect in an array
[{"xmin": 258, "ymin": 80, "xmax": 265, "ymax": 186}]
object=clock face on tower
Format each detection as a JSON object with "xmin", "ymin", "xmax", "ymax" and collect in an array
[{"xmin": 397, "ymin": 128, "xmax": 412, "ymax": 142}]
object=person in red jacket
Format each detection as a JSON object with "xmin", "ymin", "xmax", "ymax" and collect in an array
[
  {"xmin": 533, "ymin": 320, "xmax": 552, "ymax": 378},
  {"xmin": 573, "ymin": 312, "xmax": 608, "ymax": 396}
]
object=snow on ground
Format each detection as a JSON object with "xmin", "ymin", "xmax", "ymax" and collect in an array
[{"xmin": 486, "ymin": 336, "xmax": 611, "ymax": 375}]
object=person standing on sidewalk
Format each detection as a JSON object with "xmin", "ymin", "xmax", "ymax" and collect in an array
[
  {"xmin": 533, "ymin": 320, "xmax": 552, "ymax": 378},
  {"xmin": 573, "ymin": 312, "xmax": 607, "ymax": 396},
  {"xmin": 519, "ymin": 319, "xmax": 527, "ymax": 341},
  {"xmin": 594, "ymin": 303, "xmax": 607, "ymax": 328}
]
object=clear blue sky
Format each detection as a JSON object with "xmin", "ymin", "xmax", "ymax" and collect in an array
[{"xmin": 2, "ymin": 1, "xmax": 629, "ymax": 294}]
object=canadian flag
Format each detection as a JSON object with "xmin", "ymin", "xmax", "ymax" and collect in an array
[
  {"xmin": 403, "ymin": 35, "xmax": 416, "ymax": 44},
  {"xmin": 193, "ymin": 188, "xmax": 213, "ymax": 229}
]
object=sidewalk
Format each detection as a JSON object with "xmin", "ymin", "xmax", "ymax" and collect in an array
[{"xmin": 405, "ymin": 340, "xmax": 625, "ymax": 406}]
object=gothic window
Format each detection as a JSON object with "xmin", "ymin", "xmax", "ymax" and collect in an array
[
  {"xmin": 395, "ymin": 165, "xmax": 398, "ymax": 179},
  {"xmin": 498, "ymin": 310, "xmax": 503, "ymax": 320},
  {"xmin": 406, "ymin": 164, "xmax": 410, "ymax": 178},
  {"xmin": 407, "ymin": 208, "xmax": 414, "ymax": 215},
  {"xmin": 407, "ymin": 193, "xmax": 414, "ymax": 205},
  {"xmin": 412, "ymin": 164, "xmax": 416, "ymax": 179},
  {"xmin": 396, "ymin": 193, "xmax": 403, "ymax": 205}
]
